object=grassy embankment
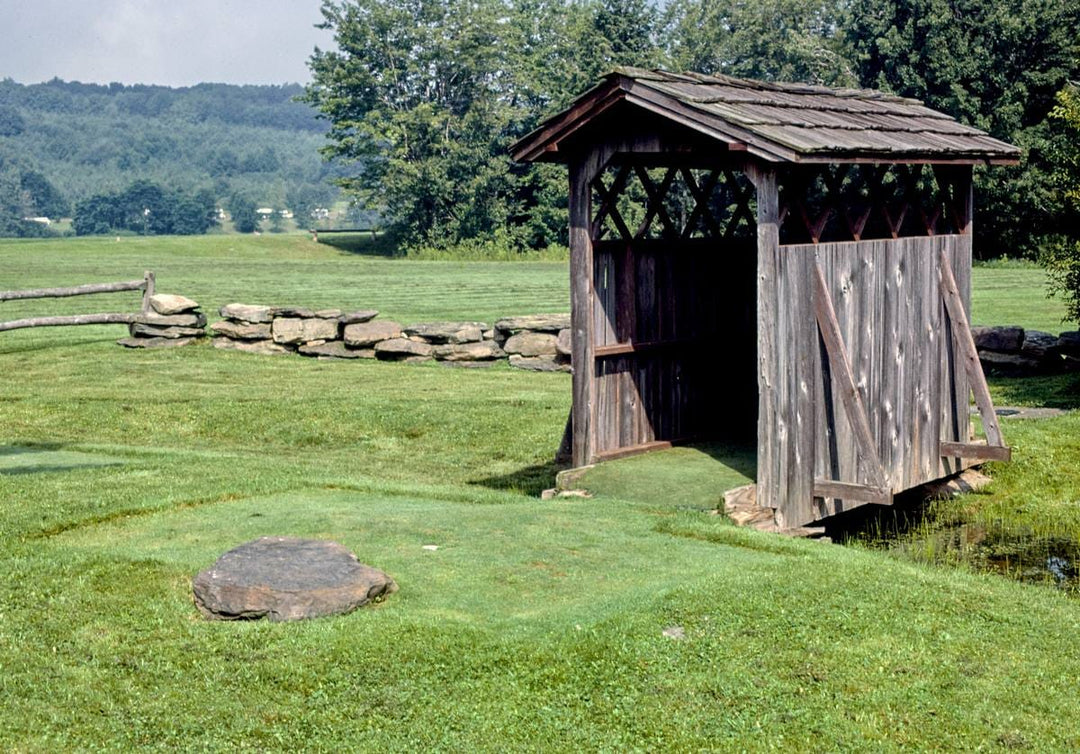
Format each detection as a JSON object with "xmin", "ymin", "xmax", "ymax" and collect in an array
[{"xmin": 1, "ymin": 235, "xmax": 1079, "ymax": 750}]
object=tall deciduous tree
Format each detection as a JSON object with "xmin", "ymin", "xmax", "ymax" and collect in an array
[
  {"xmin": 842, "ymin": 0, "xmax": 1080, "ymax": 257},
  {"xmin": 1041, "ymin": 84, "xmax": 1080, "ymax": 323},
  {"xmin": 663, "ymin": 0, "xmax": 856, "ymax": 86}
]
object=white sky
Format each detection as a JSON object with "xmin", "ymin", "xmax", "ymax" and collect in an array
[{"xmin": 0, "ymin": 0, "xmax": 335, "ymax": 87}]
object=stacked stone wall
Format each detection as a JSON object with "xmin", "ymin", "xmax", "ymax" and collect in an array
[{"xmin": 209, "ymin": 304, "xmax": 571, "ymax": 371}]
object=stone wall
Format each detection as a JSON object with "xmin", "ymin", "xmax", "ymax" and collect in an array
[
  {"xmin": 117, "ymin": 294, "xmax": 207, "ymax": 348},
  {"xmin": 209, "ymin": 304, "xmax": 572, "ymax": 372},
  {"xmin": 973, "ymin": 325, "xmax": 1080, "ymax": 375}
]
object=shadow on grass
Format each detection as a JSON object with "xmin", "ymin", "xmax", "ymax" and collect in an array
[
  {"xmin": 316, "ymin": 232, "xmax": 400, "ymax": 258},
  {"xmin": 0, "ymin": 444, "xmax": 128, "ymax": 476},
  {"xmin": 0, "ymin": 334, "xmax": 119, "ymax": 355},
  {"xmin": 470, "ymin": 460, "xmax": 565, "ymax": 497},
  {"xmin": 989, "ymin": 373, "xmax": 1080, "ymax": 410}
]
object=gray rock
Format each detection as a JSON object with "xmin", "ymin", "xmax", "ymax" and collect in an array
[
  {"xmin": 494, "ymin": 313, "xmax": 571, "ymax": 334},
  {"xmin": 339, "ymin": 310, "xmax": 380, "ymax": 325},
  {"xmin": 344, "ymin": 320, "xmax": 402, "ymax": 347},
  {"xmin": 210, "ymin": 320, "xmax": 272, "ymax": 340},
  {"xmin": 117, "ymin": 336, "xmax": 199, "ymax": 349},
  {"xmin": 298, "ymin": 341, "xmax": 366, "ymax": 359},
  {"xmin": 192, "ymin": 537, "xmax": 396, "ymax": 622},
  {"xmin": 272, "ymin": 317, "xmax": 339, "ymax": 345},
  {"xmin": 403, "ymin": 321, "xmax": 487, "ymax": 344},
  {"xmin": 556, "ymin": 328, "xmax": 572, "ymax": 356},
  {"xmin": 433, "ymin": 341, "xmax": 506, "ymax": 361},
  {"xmin": 1058, "ymin": 331, "xmax": 1080, "ymax": 357},
  {"xmin": 978, "ymin": 350, "xmax": 1043, "ymax": 375},
  {"xmin": 314, "ymin": 309, "xmax": 343, "ymax": 319},
  {"xmin": 482, "ymin": 329, "xmax": 495, "ymax": 340},
  {"xmin": 220, "ymin": 303, "xmax": 273, "ymax": 323},
  {"xmin": 971, "ymin": 325, "xmax": 1024, "ymax": 353},
  {"xmin": 149, "ymin": 293, "xmax": 200, "ymax": 315},
  {"xmin": 1021, "ymin": 330, "xmax": 1062, "ymax": 364},
  {"xmin": 375, "ymin": 338, "xmax": 433, "ymax": 361},
  {"xmin": 508, "ymin": 354, "xmax": 571, "ymax": 372},
  {"xmin": 504, "ymin": 331, "xmax": 558, "ymax": 357},
  {"xmin": 130, "ymin": 323, "xmax": 206, "ymax": 339},
  {"xmin": 212, "ymin": 338, "xmax": 291, "ymax": 355},
  {"xmin": 135, "ymin": 311, "xmax": 206, "ymax": 328}
]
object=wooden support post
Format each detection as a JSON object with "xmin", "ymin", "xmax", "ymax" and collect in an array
[
  {"xmin": 141, "ymin": 270, "xmax": 156, "ymax": 314},
  {"xmin": 750, "ymin": 164, "xmax": 780, "ymax": 515},
  {"xmin": 812, "ymin": 261, "xmax": 889, "ymax": 489},
  {"xmin": 569, "ymin": 155, "xmax": 597, "ymax": 467},
  {"xmin": 937, "ymin": 247, "xmax": 1006, "ymax": 449}
]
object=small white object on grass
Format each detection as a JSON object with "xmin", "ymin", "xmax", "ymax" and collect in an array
[
  {"xmin": 422, "ymin": 544, "xmax": 439, "ymax": 551},
  {"xmin": 662, "ymin": 625, "xmax": 686, "ymax": 640}
]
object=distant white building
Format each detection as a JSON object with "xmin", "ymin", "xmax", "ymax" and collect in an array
[
  {"xmin": 256, "ymin": 207, "xmax": 275, "ymax": 217},
  {"xmin": 22, "ymin": 216, "xmax": 50, "ymax": 226}
]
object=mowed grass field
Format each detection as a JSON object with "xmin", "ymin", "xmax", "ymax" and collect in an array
[{"xmin": 2, "ymin": 235, "xmax": 1080, "ymax": 750}]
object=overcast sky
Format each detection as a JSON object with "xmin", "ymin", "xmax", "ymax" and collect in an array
[{"xmin": 0, "ymin": 0, "xmax": 335, "ymax": 87}]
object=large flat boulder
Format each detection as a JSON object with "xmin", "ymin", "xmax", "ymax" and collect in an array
[
  {"xmin": 130, "ymin": 323, "xmax": 206, "ymax": 339},
  {"xmin": 192, "ymin": 537, "xmax": 396, "ymax": 622},
  {"xmin": 298, "ymin": 341, "xmax": 369, "ymax": 359},
  {"xmin": 375, "ymin": 338, "xmax": 433, "ymax": 362},
  {"xmin": 149, "ymin": 293, "xmax": 200, "ymax": 315},
  {"xmin": 433, "ymin": 341, "xmax": 506, "ymax": 361},
  {"xmin": 339, "ymin": 310, "xmax": 380, "ymax": 325},
  {"xmin": 344, "ymin": 320, "xmax": 401, "ymax": 347},
  {"xmin": 404, "ymin": 322, "xmax": 487, "ymax": 344},
  {"xmin": 135, "ymin": 311, "xmax": 206, "ymax": 328},
  {"xmin": 503, "ymin": 331, "xmax": 558, "ymax": 357},
  {"xmin": 211, "ymin": 320, "xmax": 273, "ymax": 340},
  {"xmin": 509, "ymin": 354, "xmax": 571, "ymax": 372},
  {"xmin": 220, "ymin": 303, "xmax": 273, "ymax": 323},
  {"xmin": 494, "ymin": 314, "xmax": 570, "ymax": 335},
  {"xmin": 972, "ymin": 325, "xmax": 1024, "ymax": 353},
  {"xmin": 212, "ymin": 338, "xmax": 291, "ymax": 355},
  {"xmin": 272, "ymin": 317, "xmax": 340, "ymax": 345}
]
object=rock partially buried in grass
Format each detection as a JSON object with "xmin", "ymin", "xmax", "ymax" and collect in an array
[{"xmin": 192, "ymin": 537, "xmax": 397, "ymax": 622}]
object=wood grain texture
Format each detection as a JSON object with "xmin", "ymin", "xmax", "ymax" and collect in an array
[{"xmin": 0, "ymin": 278, "xmax": 146, "ymax": 301}]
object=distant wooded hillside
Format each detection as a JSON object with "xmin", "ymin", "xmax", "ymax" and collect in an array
[{"xmin": 0, "ymin": 78, "xmax": 342, "ymax": 233}]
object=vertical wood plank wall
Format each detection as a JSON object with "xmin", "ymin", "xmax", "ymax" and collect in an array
[{"xmin": 760, "ymin": 235, "xmax": 972, "ymax": 525}]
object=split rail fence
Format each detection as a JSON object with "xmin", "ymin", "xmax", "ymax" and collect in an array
[{"xmin": 0, "ymin": 271, "xmax": 155, "ymax": 333}]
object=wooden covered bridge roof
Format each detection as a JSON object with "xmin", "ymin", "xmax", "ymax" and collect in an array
[{"xmin": 512, "ymin": 68, "xmax": 1021, "ymax": 166}]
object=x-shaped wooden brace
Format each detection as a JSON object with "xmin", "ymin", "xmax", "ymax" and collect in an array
[{"xmin": 591, "ymin": 164, "xmax": 633, "ymax": 241}]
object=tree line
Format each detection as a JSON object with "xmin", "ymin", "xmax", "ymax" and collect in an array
[
  {"xmin": 0, "ymin": 79, "xmax": 344, "ymax": 237},
  {"xmin": 304, "ymin": 0, "xmax": 1080, "ymax": 264}
]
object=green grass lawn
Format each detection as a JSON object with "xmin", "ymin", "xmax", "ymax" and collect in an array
[{"xmin": 2, "ymin": 236, "xmax": 1080, "ymax": 750}]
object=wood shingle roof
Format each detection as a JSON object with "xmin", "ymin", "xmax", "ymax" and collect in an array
[{"xmin": 512, "ymin": 68, "xmax": 1021, "ymax": 165}]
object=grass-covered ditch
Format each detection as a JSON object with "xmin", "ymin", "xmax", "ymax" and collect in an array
[{"xmin": 1, "ymin": 235, "xmax": 1079, "ymax": 749}]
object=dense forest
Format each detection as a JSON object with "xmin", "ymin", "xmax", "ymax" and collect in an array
[
  {"xmin": 0, "ymin": 79, "xmax": 343, "ymax": 236},
  {"xmin": 305, "ymin": 0, "xmax": 1080, "ymax": 264}
]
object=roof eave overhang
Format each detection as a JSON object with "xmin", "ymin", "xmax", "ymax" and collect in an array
[{"xmin": 511, "ymin": 72, "xmax": 1023, "ymax": 167}]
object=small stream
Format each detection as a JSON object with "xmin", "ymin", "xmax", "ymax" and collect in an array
[{"xmin": 826, "ymin": 499, "xmax": 1080, "ymax": 594}]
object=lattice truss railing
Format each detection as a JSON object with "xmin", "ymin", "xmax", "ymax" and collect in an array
[
  {"xmin": 778, "ymin": 163, "xmax": 969, "ymax": 245},
  {"xmin": 590, "ymin": 160, "xmax": 757, "ymax": 242}
]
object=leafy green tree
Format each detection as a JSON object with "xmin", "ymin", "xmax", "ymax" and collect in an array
[
  {"xmin": 842, "ymin": 0, "xmax": 1080, "ymax": 257},
  {"xmin": 664, "ymin": 0, "xmax": 855, "ymax": 85},
  {"xmin": 19, "ymin": 171, "xmax": 69, "ymax": 218},
  {"xmin": 1042, "ymin": 84, "xmax": 1080, "ymax": 324},
  {"xmin": 228, "ymin": 193, "xmax": 260, "ymax": 233}
]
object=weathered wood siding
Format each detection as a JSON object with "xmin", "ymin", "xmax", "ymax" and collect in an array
[
  {"xmin": 589, "ymin": 237, "xmax": 756, "ymax": 457},
  {"xmin": 759, "ymin": 235, "xmax": 972, "ymax": 525}
]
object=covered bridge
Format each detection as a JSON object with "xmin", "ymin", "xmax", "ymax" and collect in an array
[{"xmin": 512, "ymin": 68, "xmax": 1021, "ymax": 529}]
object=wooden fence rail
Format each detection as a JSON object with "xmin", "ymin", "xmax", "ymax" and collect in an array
[{"xmin": 0, "ymin": 271, "xmax": 155, "ymax": 333}]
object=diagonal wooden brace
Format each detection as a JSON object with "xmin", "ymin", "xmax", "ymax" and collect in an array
[{"xmin": 813, "ymin": 261, "xmax": 889, "ymax": 490}]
